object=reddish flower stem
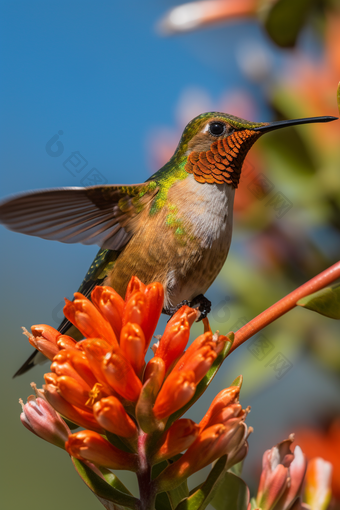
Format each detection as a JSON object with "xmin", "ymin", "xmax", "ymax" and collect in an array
[
  {"xmin": 137, "ymin": 432, "xmax": 156, "ymax": 510},
  {"xmin": 230, "ymin": 261, "xmax": 340, "ymax": 353}
]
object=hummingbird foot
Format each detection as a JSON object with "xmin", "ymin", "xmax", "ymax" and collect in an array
[
  {"xmin": 163, "ymin": 294, "xmax": 212, "ymax": 321},
  {"xmin": 188, "ymin": 294, "xmax": 212, "ymax": 320}
]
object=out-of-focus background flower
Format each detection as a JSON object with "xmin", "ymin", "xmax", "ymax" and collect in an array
[{"xmin": 0, "ymin": 1, "xmax": 339, "ymax": 509}]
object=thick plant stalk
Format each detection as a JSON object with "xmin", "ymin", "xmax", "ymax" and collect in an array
[{"xmin": 231, "ymin": 261, "xmax": 340, "ymax": 352}]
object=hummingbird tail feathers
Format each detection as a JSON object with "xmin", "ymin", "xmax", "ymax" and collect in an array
[{"xmin": 13, "ymin": 350, "xmax": 44, "ymax": 378}]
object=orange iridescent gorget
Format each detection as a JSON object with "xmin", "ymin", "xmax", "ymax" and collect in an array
[{"xmin": 185, "ymin": 129, "xmax": 260, "ymax": 187}]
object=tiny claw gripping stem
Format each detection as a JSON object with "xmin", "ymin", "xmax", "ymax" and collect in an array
[
  {"xmin": 162, "ymin": 295, "xmax": 212, "ymax": 321},
  {"xmin": 188, "ymin": 294, "xmax": 212, "ymax": 320}
]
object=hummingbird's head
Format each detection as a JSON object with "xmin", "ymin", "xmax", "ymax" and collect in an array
[{"xmin": 175, "ymin": 112, "xmax": 337, "ymax": 188}]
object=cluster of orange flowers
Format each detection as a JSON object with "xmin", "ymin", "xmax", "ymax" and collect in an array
[{"xmin": 21, "ymin": 277, "xmax": 250, "ymax": 490}]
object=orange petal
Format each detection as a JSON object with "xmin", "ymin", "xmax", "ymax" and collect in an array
[
  {"xmin": 182, "ymin": 345, "xmax": 218, "ymax": 384},
  {"xmin": 155, "ymin": 316, "xmax": 191, "ymax": 373},
  {"xmin": 167, "ymin": 305, "xmax": 199, "ymax": 328},
  {"xmin": 143, "ymin": 357, "xmax": 166, "ymax": 390},
  {"xmin": 156, "ymin": 424, "xmax": 230, "ymax": 489},
  {"xmin": 56, "ymin": 335, "xmax": 78, "ymax": 350},
  {"xmin": 174, "ymin": 332, "xmax": 213, "ymax": 372},
  {"xmin": 31, "ymin": 324, "xmax": 60, "ymax": 344},
  {"xmin": 136, "ymin": 357, "xmax": 166, "ymax": 433},
  {"xmin": 29, "ymin": 337, "xmax": 59, "ymax": 361},
  {"xmin": 91, "ymin": 286, "xmax": 125, "ymax": 339},
  {"xmin": 141, "ymin": 282, "xmax": 164, "ymax": 350},
  {"xmin": 102, "ymin": 351, "xmax": 142, "ymax": 402},
  {"xmin": 57, "ymin": 348, "xmax": 98, "ymax": 389},
  {"xmin": 93, "ymin": 396, "xmax": 137, "ymax": 438},
  {"xmin": 63, "ymin": 293, "xmax": 118, "ymax": 348},
  {"xmin": 27, "ymin": 324, "xmax": 61, "ymax": 360},
  {"xmin": 81, "ymin": 338, "xmax": 116, "ymax": 395},
  {"xmin": 153, "ymin": 371, "xmax": 196, "ymax": 420},
  {"xmin": 66, "ymin": 430, "xmax": 138, "ymax": 470},
  {"xmin": 155, "ymin": 419, "xmax": 199, "ymax": 461},
  {"xmin": 44, "ymin": 384, "xmax": 103, "ymax": 433},
  {"xmin": 120, "ymin": 323, "xmax": 145, "ymax": 376},
  {"xmin": 56, "ymin": 375, "xmax": 93, "ymax": 411},
  {"xmin": 199, "ymin": 387, "xmax": 240, "ymax": 431},
  {"xmin": 51, "ymin": 353, "xmax": 87, "ymax": 386},
  {"xmin": 122, "ymin": 291, "xmax": 147, "ymax": 327},
  {"xmin": 125, "ymin": 276, "xmax": 146, "ymax": 302}
]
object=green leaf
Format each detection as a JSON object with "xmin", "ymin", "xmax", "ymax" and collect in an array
[
  {"xmin": 230, "ymin": 375, "xmax": 243, "ymax": 389},
  {"xmin": 228, "ymin": 460, "xmax": 244, "ymax": 477},
  {"xmin": 166, "ymin": 337, "xmax": 233, "ymax": 429},
  {"xmin": 105, "ymin": 430, "xmax": 135, "ymax": 453},
  {"xmin": 99, "ymin": 467, "xmax": 132, "ymax": 495},
  {"xmin": 262, "ymin": 0, "xmax": 315, "ymax": 48},
  {"xmin": 210, "ymin": 472, "xmax": 249, "ymax": 510},
  {"xmin": 71, "ymin": 457, "xmax": 139, "ymax": 510},
  {"xmin": 154, "ymin": 459, "xmax": 189, "ymax": 510},
  {"xmin": 297, "ymin": 284, "xmax": 340, "ymax": 319},
  {"xmin": 174, "ymin": 456, "xmax": 229, "ymax": 510}
]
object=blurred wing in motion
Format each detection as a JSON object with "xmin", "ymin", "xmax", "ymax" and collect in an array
[{"xmin": 0, "ymin": 183, "xmax": 158, "ymax": 250}]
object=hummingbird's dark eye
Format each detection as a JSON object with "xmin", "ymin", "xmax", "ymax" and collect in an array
[{"xmin": 208, "ymin": 122, "xmax": 226, "ymax": 137}]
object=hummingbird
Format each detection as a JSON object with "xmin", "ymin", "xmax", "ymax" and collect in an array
[{"xmin": 0, "ymin": 112, "xmax": 337, "ymax": 376}]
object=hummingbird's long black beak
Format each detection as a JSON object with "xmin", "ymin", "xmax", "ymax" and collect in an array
[{"xmin": 253, "ymin": 116, "xmax": 338, "ymax": 133}]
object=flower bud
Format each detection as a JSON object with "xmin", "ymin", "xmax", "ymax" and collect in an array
[
  {"xmin": 91, "ymin": 286, "xmax": 125, "ymax": 339},
  {"xmin": 102, "ymin": 350, "xmax": 142, "ymax": 402},
  {"xmin": 125, "ymin": 276, "xmax": 146, "ymax": 301},
  {"xmin": 256, "ymin": 435, "xmax": 296, "ymax": 510},
  {"xmin": 44, "ymin": 383, "xmax": 103, "ymax": 433},
  {"xmin": 153, "ymin": 371, "xmax": 196, "ymax": 420},
  {"xmin": 122, "ymin": 291, "xmax": 147, "ymax": 327},
  {"xmin": 141, "ymin": 282, "xmax": 164, "ymax": 349},
  {"xmin": 81, "ymin": 338, "xmax": 116, "ymax": 395},
  {"xmin": 63, "ymin": 293, "xmax": 118, "ymax": 348},
  {"xmin": 155, "ymin": 419, "xmax": 199, "ymax": 461},
  {"xmin": 20, "ymin": 394, "xmax": 70, "ymax": 449},
  {"xmin": 66, "ymin": 430, "xmax": 138, "ymax": 470},
  {"xmin": 93, "ymin": 396, "xmax": 137, "ymax": 439},
  {"xmin": 156, "ymin": 419, "xmax": 249, "ymax": 491},
  {"xmin": 120, "ymin": 323, "xmax": 145, "ymax": 375},
  {"xmin": 55, "ymin": 375, "xmax": 93, "ymax": 411},
  {"xmin": 56, "ymin": 335, "xmax": 77, "ymax": 350},
  {"xmin": 273, "ymin": 445, "xmax": 307, "ymax": 510},
  {"xmin": 136, "ymin": 357, "xmax": 166, "ymax": 433},
  {"xmin": 24, "ymin": 324, "xmax": 61, "ymax": 360},
  {"xmin": 199, "ymin": 386, "xmax": 241, "ymax": 431},
  {"xmin": 56, "ymin": 348, "xmax": 98, "ymax": 389},
  {"xmin": 155, "ymin": 314, "xmax": 191, "ymax": 373}
]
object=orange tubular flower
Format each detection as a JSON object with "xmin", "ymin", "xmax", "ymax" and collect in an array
[
  {"xmin": 66, "ymin": 430, "xmax": 138, "ymax": 471},
  {"xmin": 24, "ymin": 324, "xmax": 61, "ymax": 361},
  {"xmin": 156, "ymin": 416, "xmax": 250, "ymax": 491},
  {"xmin": 64, "ymin": 293, "xmax": 118, "ymax": 348},
  {"xmin": 93, "ymin": 396, "xmax": 137, "ymax": 439},
  {"xmin": 20, "ymin": 276, "xmax": 249, "ymax": 505},
  {"xmin": 125, "ymin": 275, "xmax": 146, "ymax": 301},
  {"xmin": 102, "ymin": 349, "xmax": 143, "ymax": 402},
  {"xmin": 120, "ymin": 323, "xmax": 146, "ymax": 376},
  {"xmin": 91, "ymin": 286, "xmax": 125, "ymax": 339},
  {"xmin": 44, "ymin": 383, "xmax": 103, "ymax": 433},
  {"xmin": 154, "ymin": 306, "xmax": 199, "ymax": 373},
  {"xmin": 153, "ymin": 331, "xmax": 228, "ymax": 419},
  {"xmin": 155, "ymin": 419, "xmax": 200, "ymax": 462}
]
